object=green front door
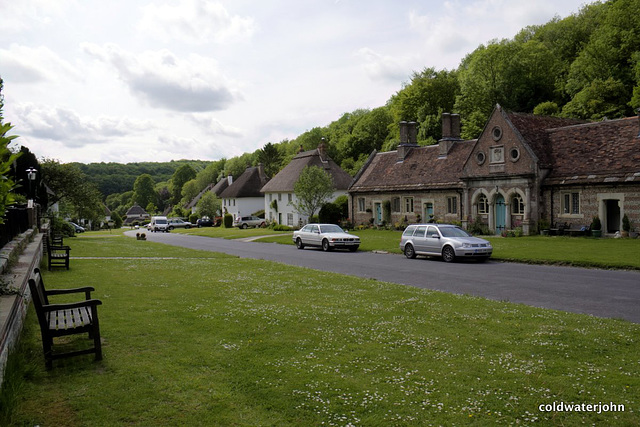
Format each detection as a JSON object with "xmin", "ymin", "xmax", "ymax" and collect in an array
[{"xmin": 495, "ymin": 195, "xmax": 506, "ymax": 234}]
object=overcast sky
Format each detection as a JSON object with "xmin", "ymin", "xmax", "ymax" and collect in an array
[{"xmin": 1, "ymin": 0, "xmax": 589, "ymax": 164}]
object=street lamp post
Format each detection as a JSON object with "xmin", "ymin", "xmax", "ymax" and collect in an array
[{"xmin": 26, "ymin": 167, "xmax": 37, "ymax": 207}]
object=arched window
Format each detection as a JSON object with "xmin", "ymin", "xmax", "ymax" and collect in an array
[
  {"xmin": 512, "ymin": 194, "xmax": 524, "ymax": 215},
  {"xmin": 477, "ymin": 194, "xmax": 489, "ymax": 214}
]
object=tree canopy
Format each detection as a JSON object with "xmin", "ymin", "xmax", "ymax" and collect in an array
[{"xmin": 292, "ymin": 166, "xmax": 335, "ymax": 219}]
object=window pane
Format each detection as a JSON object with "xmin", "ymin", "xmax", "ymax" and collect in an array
[{"xmin": 572, "ymin": 193, "xmax": 579, "ymax": 214}]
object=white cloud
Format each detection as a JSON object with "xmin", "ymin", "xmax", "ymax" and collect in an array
[
  {"xmin": 188, "ymin": 113, "xmax": 243, "ymax": 138},
  {"xmin": 0, "ymin": 0, "xmax": 75, "ymax": 32},
  {"xmin": 356, "ymin": 48, "xmax": 414, "ymax": 83},
  {"xmin": 11, "ymin": 102, "xmax": 156, "ymax": 147},
  {"xmin": 138, "ymin": 0, "xmax": 255, "ymax": 44},
  {"xmin": 0, "ymin": 44, "xmax": 82, "ymax": 84},
  {"xmin": 82, "ymin": 43, "xmax": 242, "ymax": 112}
]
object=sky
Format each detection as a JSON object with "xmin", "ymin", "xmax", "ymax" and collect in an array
[{"xmin": 1, "ymin": 0, "xmax": 590, "ymax": 164}]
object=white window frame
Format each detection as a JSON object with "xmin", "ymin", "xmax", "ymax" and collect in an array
[
  {"xmin": 477, "ymin": 194, "xmax": 488, "ymax": 215},
  {"xmin": 447, "ymin": 196, "xmax": 457, "ymax": 214},
  {"xmin": 560, "ymin": 191, "xmax": 581, "ymax": 217},
  {"xmin": 512, "ymin": 194, "xmax": 524, "ymax": 215},
  {"xmin": 357, "ymin": 197, "xmax": 366, "ymax": 213},
  {"xmin": 404, "ymin": 197, "xmax": 414, "ymax": 213}
]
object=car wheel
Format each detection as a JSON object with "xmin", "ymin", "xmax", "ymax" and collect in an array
[
  {"xmin": 442, "ymin": 246, "xmax": 456, "ymax": 262},
  {"xmin": 185, "ymin": 225, "xmax": 190, "ymax": 229},
  {"xmin": 241, "ymin": 223, "xmax": 248, "ymax": 229},
  {"xmin": 296, "ymin": 238, "xmax": 305, "ymax": 250},
  {"xmin": 404, "ymin": 243, "xmax": 416, "ymax": 259},
  {"xmin": 168, "ymin": 226, "xmax": 174, "ymax": 231},
  {"xmin": 322, "ymin": 239, "xmax": 332, "ymax": 252}
]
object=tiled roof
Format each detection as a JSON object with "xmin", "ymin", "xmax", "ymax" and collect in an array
[
  {"xmin": 261, "ymin": 148, "xmax": 353, "ymax": 193},
  {"xmin": 350, "ymin": 141, "xmax": 475, "ymax": 192},
  {"xmin": 545, "ymin": 116, "xmax": 640, "ymax": 184},
  {"xmin": 505, "ymin": 112, "xmax": 585, "ymax": 168},
  {"xmin": 219, "ymin": 166, "xmax": 269, "ymax": 199}
]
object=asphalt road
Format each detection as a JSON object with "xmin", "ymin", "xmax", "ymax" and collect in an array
[{"xmin": 126, "ymin": 230, "xmax": 640, "ymax": 323}]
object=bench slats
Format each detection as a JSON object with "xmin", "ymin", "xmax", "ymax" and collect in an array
[{"xmin": 47, "ymin": 307, "xmax": 93, "ymax": 330}]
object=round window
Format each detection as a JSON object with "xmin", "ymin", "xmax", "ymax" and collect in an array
[
  {"xmin": 510, "ymin": 147, "xmax": 520, "ymax": 162},
  {"xmin": 492, "ymin": 126, "xmax": 503, "ymax": 141},
  {"xmin": 476, "ymin": 151, "xmax": 486, "ymax": 165}
]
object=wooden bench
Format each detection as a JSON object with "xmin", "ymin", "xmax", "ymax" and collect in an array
[
  {"xmin": 28, "ymin": 268, "xmax": 103, "ymax": 368},
  {"xmin": 565, "ymin": 225, "xmax": 590, "ymax": 236},
  {"xmin": 46, "ymin": 236, "xmax": 71, "ymax": 270}
]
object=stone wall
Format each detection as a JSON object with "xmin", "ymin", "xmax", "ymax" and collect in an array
[{"xmin": 0, "ymin": 230, "xmax": 42, "ymax": 387}]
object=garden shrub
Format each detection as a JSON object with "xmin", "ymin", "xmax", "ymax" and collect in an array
[{"xmin": 223, "ymin": 213, "xmax": 233, "ymax": 228}]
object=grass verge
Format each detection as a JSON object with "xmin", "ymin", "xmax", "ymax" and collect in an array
[{"xmin": 3, "ymin": 233, "xmax": 639, "ymax": 425}]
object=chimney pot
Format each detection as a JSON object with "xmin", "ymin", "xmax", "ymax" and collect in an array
[
  {"xmin": 399, "ymin": 121, "xmax": 409, "ymax": 144},
  {"xmin": 441, "ymin": 113, "xmax": 451, "ymax": 139}
]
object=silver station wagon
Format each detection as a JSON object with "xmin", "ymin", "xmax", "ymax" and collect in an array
[{"xmin": 400, "ymin": 224, "xmax": 492, "ymax": 262}]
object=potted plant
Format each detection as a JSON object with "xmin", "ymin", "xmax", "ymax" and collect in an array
[
  {"xmin": 538, "ymin": 218, "xmax": 550, "ymax": 236},
  {"xmin": 591, "ymin": 216, "xmax": 602, "ymax": 238},
  {"xmin": 621, "ymin": 214, "xmax": 630, "ymax": 238}
]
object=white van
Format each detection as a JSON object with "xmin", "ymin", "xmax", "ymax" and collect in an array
[{"xmin": 149, "ymin": 216, "xmax": 170, "ymax": 232}]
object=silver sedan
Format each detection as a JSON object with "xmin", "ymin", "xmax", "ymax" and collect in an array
[{"xmin": 293, "ymin": 223, "xmax": 360, "ymax": 252}]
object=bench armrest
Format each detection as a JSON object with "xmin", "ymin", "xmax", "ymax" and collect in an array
[
  {"xmin": 42, "ymin": 299, "xmax": 103, "ymax": 312},
  {"xmin": 47, "ymin": 287, "xmax": 95, "ymax": 299},
  {"xmin": 47, "ymin": 287, "xmax": 95, "ymax": 295}
]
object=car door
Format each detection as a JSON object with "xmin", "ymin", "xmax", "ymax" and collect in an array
[
  {"xmin": 308, "ymin": 225, "xmax": 322, "ymax": 246},
  {"xmin": 423, "ymin": 225, "xmax": 442, "ymax": 254},
  {"xmin": 412, "ymin": 225, "xmax": 428, "ymax": 253}
]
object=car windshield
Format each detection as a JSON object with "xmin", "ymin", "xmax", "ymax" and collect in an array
[
  {"xmin": 439, "ymin": 227, "xmax": 471, "ymax": 238},
  {"xmin": 156, "ymin": 219, "xmax": 167, "ymax": 224},
  {"xmin": 319, "ymin": 225, "xmax": 344, "ymax": 234}
]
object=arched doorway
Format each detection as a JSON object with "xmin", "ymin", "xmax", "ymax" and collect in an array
[{"xmin": 495, "ymin": 194, "xmax": 506, "ymax": 234}]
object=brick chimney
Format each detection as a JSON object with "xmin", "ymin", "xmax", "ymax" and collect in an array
[
  {"xmin": 439, "ymin": 113, "xmax": 461, "ymax": 157},
  {"xmin": 318, "ymin": 138, "xmax": 328, "ymax": 162},
  {"xmin": 397, "ymin": 121, "xmax": 419, "ymax": 162}
]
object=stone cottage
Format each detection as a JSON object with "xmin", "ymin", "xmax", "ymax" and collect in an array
[{"xmin": 349, "ymin": 106, "xmax": 640, "ymax": 235}]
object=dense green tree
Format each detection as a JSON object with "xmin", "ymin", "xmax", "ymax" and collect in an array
[
  {"xmin": 292, "ymin": 166, "xmax": 335, "ymax": 219},
  {"xmin": 562, "ymin": 77, "xmax": 630, "ymax": 119},
  {"xmin": 132, "ymin": 174, "xmax": 157, "ymax": 209},
  {"xmin": 170, "ymin": 164, "xmax": 196, "ymax": 205},
  {"xmin": 196, "ymin": 191, "xmax": 221, "ymax": 218},
  {"xmin": 257, "ymin": 142, "xmax": 283, "ymax": 177},
  {"xmin": 0, "ymin": 78, "xmax": 21, "ymax": 221},
  {"xmin": 40, "ymin": 159, "xmax": 103, "ymax": 224},
  {"xmin": 388, "ymin": 68, "xmax": 459, "ymax": 143},
  {"xmin": 181, "ymin": 179, "xmax": 200, "ymax": 206}
]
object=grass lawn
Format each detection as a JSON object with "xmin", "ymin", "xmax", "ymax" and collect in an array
[{"xmin": 3, "ymin": 232, "xmax": 639, "ymax": 425}]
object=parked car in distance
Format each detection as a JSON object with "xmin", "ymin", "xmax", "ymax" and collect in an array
[
  {"xmin": 68, "ymin": 222, "xmax": 85, "ymax": 233},
  {"xmin": 233, "ymin": 215, "xmax": 266, "ymax": 229},
  {"xmin": 400, "ymin": 224, "xmax": 492, "ymax": 262},
  {"xmin": 167, "ymin": 218, "xmax": 192, "ymax": 230},
  {"xmin": 293, "ymin": 223, "xmax": 360, "ymax": 252},
  {"xmin": 196, "ymin": 216, "xmax": 221, "ymax": 227},
  {"xmin": 149, "ymin": 216, "xmax": 170, "ymax": 232}
]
